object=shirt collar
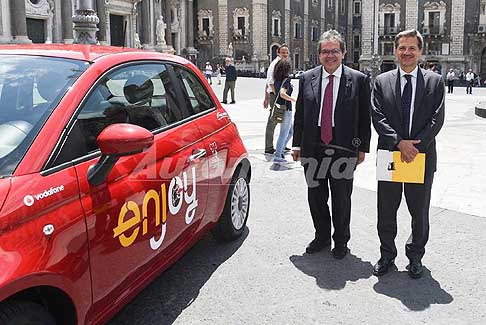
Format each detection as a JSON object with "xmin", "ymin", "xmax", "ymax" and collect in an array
[
  {"xmin": 322, "ymin": 65, "xmax": 343, "ymax": 79},
  {"xmin": 399, "ymin": 66, "xmax": 418, "ymax": 79}
]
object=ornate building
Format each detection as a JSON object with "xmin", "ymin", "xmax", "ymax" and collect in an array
[{"xmin": 2, "ymin": 1, "xmax": 486, "ymax": 77}]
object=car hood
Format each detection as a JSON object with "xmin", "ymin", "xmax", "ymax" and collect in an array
[{"xmin": 0, "ymin": 177, "xmax": 11, "ymax": 213}]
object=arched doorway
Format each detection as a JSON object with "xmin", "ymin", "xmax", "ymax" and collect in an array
[
  {"xmin": 271, "ymin": 45, "xmax": 279, "ymax": 61},
  {"xmin": 481, "ymin": 48, "xmax": 486, "ymax": 81}
]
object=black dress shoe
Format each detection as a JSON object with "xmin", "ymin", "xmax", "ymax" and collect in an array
[
  {"xmin": 407, "ymin": 260, "xmax": 423, "ymax": 279},
  {"xmin": 305, "ymin": 238, "xmax": 331, "ymax": 254},
  {"xmin": 284, "ymin": 147, "xmax": 291, "ymax": 152},
  {"xmin": 331, "ymin": 245, "xmax": 349, "ymax": 259},
  {"xmin": 221, "ymin": 101, "xmax": 228, "ymax": 104},
  {"xmin": 373, "ymin": 257, "xmax": 396, "ymax": 276},
  {"xmin": 230, "ymin": 101, "xmax": 236, "ymax": 104},
  {"xmin": 264, "ymin": 148, "xmax": 275, "ymax": 154}
]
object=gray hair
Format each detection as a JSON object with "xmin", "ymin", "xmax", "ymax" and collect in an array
[
  {"xmin": 395, "ymin": 29, "xmax": 423, "ymax": 50},
  {"xmin": 318, "ymin": 30, "xmax": 346, "ymax": 53}
]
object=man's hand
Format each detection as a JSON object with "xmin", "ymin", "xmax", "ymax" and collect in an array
[
  {"xmin": 263, "ymin": 98, "xmax": 269, "ymax": 109},
  {"xmin": 397, "ymin": 140, "xmax": 421, "ymax": 163},
  {"xmin": 291, "ymin": 149, "xmax": 301, "ymax": 162},
  {"xmin": 357, "ymin": 151, "xmax": 365, "ymax": 165}
]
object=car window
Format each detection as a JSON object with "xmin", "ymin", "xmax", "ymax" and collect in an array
[
  {"xmin": 52, "ymin": 63, "xmax": 183, "ymax": 166},
  {"xmin": 172, "ymin": 65, "xmax": 215, "ymax": 115},
  {"xmin": 0, "ymin": 55, "xmax": 88, "ymax": 176}
]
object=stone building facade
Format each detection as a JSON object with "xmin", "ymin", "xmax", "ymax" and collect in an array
[{"xmin": 2, "ymin": 1, "xmax": 486, "ymax": 77}]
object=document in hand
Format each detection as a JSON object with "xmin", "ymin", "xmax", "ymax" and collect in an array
[{"xmin": 376, "ymin": 150, "xmax": 426, "ymax": 184}]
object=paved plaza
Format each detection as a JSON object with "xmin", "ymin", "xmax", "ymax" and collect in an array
[{"xmin": 110, "ymin": 77, "xmax": 486, "ymax": 325}]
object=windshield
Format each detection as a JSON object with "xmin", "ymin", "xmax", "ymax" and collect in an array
[{"xmin": 0, "ymin": 55, "xmax": 89, "ymax": 176}]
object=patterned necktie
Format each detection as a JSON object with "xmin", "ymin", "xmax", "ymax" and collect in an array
[
  {"xmin": 320, "ymin": 75, "xmax": 334, "ymax": 144},
  {"xmin": 402, "ymin": 74, "xmax": 412, "ymax": 138}
]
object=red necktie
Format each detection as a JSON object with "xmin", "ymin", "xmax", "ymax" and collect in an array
[{"xmin": 320, "ymin": 75, "xmax": 334, "ymax": 144}]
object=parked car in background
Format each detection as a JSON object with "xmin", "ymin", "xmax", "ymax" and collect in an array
[{"xmin": 0, "ymin": 44, "xmax": 251, "ymax": 325}]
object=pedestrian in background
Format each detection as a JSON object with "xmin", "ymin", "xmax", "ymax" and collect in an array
[
  {"xmin": 263, "ymin": 44, "xmax": 290, "ymax": 154},
  {"xmin": 446, "ymin": 69, "xmax": 455, "ymax": 93},
  {"xmin": 292, "ymin": 30, "xmax": 371, "ymax": 259},
  {"xmin": 222, "ymin": 57, "xmax": 237, "ymax": 104},
  {"xmin": 371, "ymin": 29, "xmax": 445, "ymax": 279},
  {"xmin": 216, "ymin": 64, "xmax": 222, "ymax": 85},
  {"xmin": 272, "ymin": 58, "xmax": 296, "ymax": 164},
  {"xmin": 466, "ymin": 69, "xmax": 475, "ymax": 94},
  {"xmin": 204, "ymin": 62, "xmax": 213, "ymax": 85}
]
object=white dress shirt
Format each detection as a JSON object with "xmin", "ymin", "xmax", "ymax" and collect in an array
[
  {"xmin": 399, "ymin": 66, "xmax": 418, "ymax": 135},
  {"xmin": 318, "ymin": 65, "xmax": 342, "ymax": 128},
  {"xmin": 266, "ymin": 57, "xmax": 280, "ymax": 93}
]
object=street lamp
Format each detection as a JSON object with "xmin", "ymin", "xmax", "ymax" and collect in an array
[{"xmin": 73, "ymin": 0, "xmax": 100, "ymax": 44}]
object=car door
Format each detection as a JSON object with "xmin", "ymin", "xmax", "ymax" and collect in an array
[
  {"xmin": 170, "ymin": 64, "xmax": 233, "ymax": 226},
  {"xmin": 48, "ymin": 61, "xmax": 208, "ymax": 320}
]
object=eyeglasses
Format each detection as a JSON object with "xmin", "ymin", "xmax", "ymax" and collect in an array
[{"xmin": 319, "ymin": 48, "xmax": 342, "ymax": 56}]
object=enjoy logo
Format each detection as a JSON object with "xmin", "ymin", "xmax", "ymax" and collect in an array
[{"xmin": 23, "ymin": 185, "xmax": 65, "ymax": 207}]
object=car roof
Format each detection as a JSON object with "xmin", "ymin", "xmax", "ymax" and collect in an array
[{"xmin": 0, "ymin": 44, "xmax": 188, "ymax": 64}]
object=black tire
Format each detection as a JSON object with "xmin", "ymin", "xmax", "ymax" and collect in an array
[
  {"xmin": 212, "ymin": 170, "xmax": 250, "ymax": 241},
  {"xmin": 0, "ymin": 300, "xmax": 56, "ymax": 325}
]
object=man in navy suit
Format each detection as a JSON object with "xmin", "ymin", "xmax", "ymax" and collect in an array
[
  {"xmin": 292, "ymin": 30, "xmax": 371, "ymax": 259},
  {"xmin": 371, "ymin": 29, "xmax": 445, "ymax": 278}
]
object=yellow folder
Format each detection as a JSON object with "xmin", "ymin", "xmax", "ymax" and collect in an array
[{"xmin": 376, "ymin": 150, "xmax": 426, "ymax": 184}]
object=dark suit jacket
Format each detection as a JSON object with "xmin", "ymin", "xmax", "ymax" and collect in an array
[
  {"xmin": 292, "ymin": 64, "xmax": 371, "ymax": 158},
  {"xmin": 371, "ymin": 68, "xmax": 445, "ymax": 174}
]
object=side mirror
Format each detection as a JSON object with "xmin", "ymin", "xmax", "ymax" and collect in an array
[{"xmin": 88, "ymin": 123, "xmax": 154, "ymax": 186}]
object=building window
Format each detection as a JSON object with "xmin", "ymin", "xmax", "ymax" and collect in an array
[
  {"xmin": 294, "ymin": 53, "xmax": 300, "ymax": 70},
  {"xmin": 328, "ymin": 0, "xmax": 334, "ymax": 10},
  {"xmin": 202, "ymin": 18, "xmax": 210, "ymax": 36},
  {"xmin": 353, "ymin": 35, "xmax": 360, "ymax": 49},
  {"xmin": 383, "ymin": 42, "xmax": 394, "ymax": 56},
  {"xmin": 312, "ymin": 26, "xmax": 319, "ymax": 42},
  {"xmin": 428, "ymin": 12, "xmax": 440, "ymax": 34},
  {"xmin": 354, "ymin": 1, "xmax": 361, "ymax": 15},
  {"xmin": 237, "ymin": 17, "xmax": 246, "ymax": 36},
  {"xmin": 232, "ymin": 7, "xmax": 250, "ymax": 41},
  {"xmin": 340, "ymin": 0, "xmax": 346, "ymax": 15},
  {"xmin": 354, "ymin": 51, "xmax": 360, "ymax": 63},
  {"xmin": 273, "ymin": 19, "xmax": 280, "ymax": 36},
  {"xmin": 295, "ymin": 22, "xmax": 302, "ymax": 39},
  {"xmin": 482, "ymin": 3, "xmax": 486, "ymax": 15}
]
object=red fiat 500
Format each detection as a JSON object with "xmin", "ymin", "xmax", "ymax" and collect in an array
[{"xmin": 0, "ymin": 45, "xmax": 250, "ymax": 324}]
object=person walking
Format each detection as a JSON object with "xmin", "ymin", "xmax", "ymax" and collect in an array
[
  {"xmin": 446, "ymin": 69, "xmax": 455, "ymax": 94},
  {"xmin": 466, "ymin": 69, "xmax": 474, "ymax": 94},
  {"xmin": 271, "ymin": 58, "xmax": 296, "ymax": 164},
  {"xmin": 222, "ymin": 57, "xmax": 237, "ymax": 104},
  {"xmin": 291, "ymin": 30, "xmax": 371, "ymax": 259},
  {"xmin": 370, "ymin": 29, "xmax": 445, "ymax": 279},
  {"xmin": 204, "ymin": 62, "xmax": 213, "ymax": 85},
  {"xmin": 216, "ymin": 64, "xmax": 222, "ymax": 85},
  {"xmin": 263, "ymin": 44, "xmax": 290, "ymax": 154}
]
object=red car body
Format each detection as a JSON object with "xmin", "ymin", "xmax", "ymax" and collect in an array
[{"xmin": 0, "ymin": 45, "xmax": 250, "ymax": 324}]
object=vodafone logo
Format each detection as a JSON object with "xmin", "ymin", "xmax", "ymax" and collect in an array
[{"xmin": 23, "ymin": 195, "xmax": 35, "ymax": 207}]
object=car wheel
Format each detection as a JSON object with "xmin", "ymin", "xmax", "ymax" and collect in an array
[
  {"xmin": 0, "ymin": 300, "xmax": 56, "ymax": 325},
  {"xmin": 212, "ymin": 170, "xmax": 250, "ymax": 241}
]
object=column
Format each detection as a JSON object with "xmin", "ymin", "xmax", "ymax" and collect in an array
[
  {"xmin": 252, "ymin": 0, "xmax": 267, "ymax": 61},
  {"xmin": 304, "ymin": 0, "xmax": 309, "ymax": 66},
  {"xmin": 320, "ymin": 0, "xmax": 326, "ymax": 34},
  {"xmin": 285, "ymin": 0, "xmax": 290, "ymax": 43},
  {"xmin": 61, "ymin": 0, "xmax": 74, "ymax": 43},
  {"xmin": 9, "ymin": 0, "xmax": 31, "ymax": 43},
  {"xmin": 346, "ymin": 0, "xmax": 353, "ymax": 64},
  {"xmin": 450, "ymin": 0, "xmax": 465, "ymax": 57},
  {"xmin": 218, "ymin": 0, "xmax": 228, "ymax": 56},
  {"xmin": 165, "ymin": 0, "xmax": 172, "ymax": 46},
  {"xmin": 405, "ymin": 0, "xmax": 418, "ymax": 30},
  {"xmin": 73, "ymin": 0, "xmax": 99, "ymax": 44},
  {"xmin": 96, "ymin": 0, "xmax": 107, "ymax": 44},
  {"xmin": 187, "ymin": 0, "xmax": 194, "ymax": 47},
  {"xmin": 141, "ymin": 0, "xmax": 151, "ymax": 46}
]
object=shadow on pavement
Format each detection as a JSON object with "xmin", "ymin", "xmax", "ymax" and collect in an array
[
  {"xmin": 373, "ymin": 267, "xmax": 453, "ymax": 311},
  {"xmin": 109, "ymin": 228, "xmax": 249, "ymax": 325},
  {"xmin": 289, "ymin": 251, "xmax": 374, "ymax": 290}
]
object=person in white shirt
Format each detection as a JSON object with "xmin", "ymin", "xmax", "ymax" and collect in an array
[
  {"xmin": 446, "ymin": 69, "xmax": 455, "ymax": 93},
  {"xmin": 204, "ymin": 62, "xmax": 213, "ymax": 85},
  {"xmin": 465, "ymin": 69, "xmax": 475, "ymax": 94},
  {"xmin": 263, "ymin": 44, "xmax": 289, "ymax": 154}
]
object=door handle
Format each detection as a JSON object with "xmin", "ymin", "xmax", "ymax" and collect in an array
[{"xmin": 188, "ymin": 149, "xmax": 206, "ymax": 162}]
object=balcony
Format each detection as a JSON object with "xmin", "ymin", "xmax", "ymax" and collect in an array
[
  {"xmin": 379, "ymin": 26, "xmax": 399, "ymax": 36},
  {"xmin": 422, "ymin": 25, "xmax": 445, "ymax": 35}
]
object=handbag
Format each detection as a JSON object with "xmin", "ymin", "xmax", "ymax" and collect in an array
[{"xmin": 271, "ymin": 78, "xmax": 288, "ymax": 123}]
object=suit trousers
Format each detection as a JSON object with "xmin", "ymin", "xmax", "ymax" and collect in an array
[
  {"xmin": 377, "ymin": 174, "xmax": 434, "ymax": 261},
  {"xmin": 265, "ymin": 92, "xmax": 278, "ymax": 151},
  {"xmin": 303, "ymin": 144, "xmax": 355, "ymax": 245}
]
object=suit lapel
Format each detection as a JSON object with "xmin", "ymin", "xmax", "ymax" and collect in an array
[
  {"xmin": 411, "ymin": 68, "xmax": 426, "ymax": 136},
  {"xmin": 311, "ymin": 67, "xmax": 322, "ymax": 107},
  {"xmin": 389, "ymin": 69, "xmax": 403, "ymax": 120},
  {"xmin": 335, "ymin": 65, "xmax": 348, "ymax": 111}
]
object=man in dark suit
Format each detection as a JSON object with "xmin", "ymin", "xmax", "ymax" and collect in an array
[
  {"xmin": 291, "ymin": 30, "xmax": 371, "ymax": 259},
  {"xmin": 371, "ymin": 29, "xmax": 445, "ymax": 278}
]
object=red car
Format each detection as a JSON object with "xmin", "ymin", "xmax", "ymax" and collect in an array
[{"xmin": 0, "ymin": 45, "xmax": 251, "ymax": 324}]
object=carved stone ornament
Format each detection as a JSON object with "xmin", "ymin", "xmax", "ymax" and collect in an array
[
  {"xmin": 232, "ymin": 8, "xmax": 250, "ymax": 41},
  {"xmin": 25, "ymin": 0, "xmax": 51, "ymax": 17},
  {"xmin": 379, "ymin": 3, "xmax": 401, "ymax": 12},
  {"xmin": 197, "ymin": 9, "xmax": 214, "ymax": 41},
  {"xmin": 312, "ymin": 0, "xmax": 319, "ymax": 8},
  {"xmin": 271, "ymin": 10, "xmax": 282, "ymax": 19},
  {"xmin": 424, "ymin": 1, "xmax": 447, "ymax": 10}
]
